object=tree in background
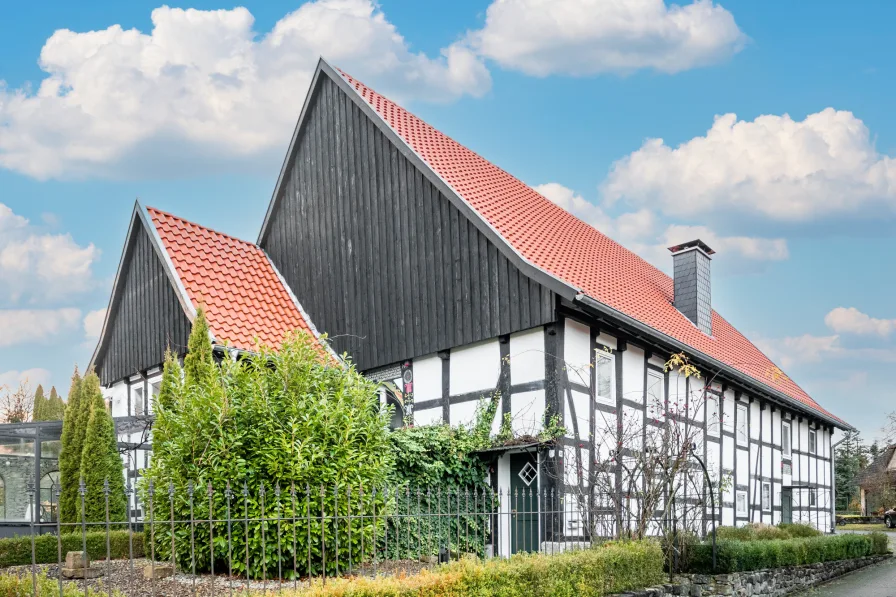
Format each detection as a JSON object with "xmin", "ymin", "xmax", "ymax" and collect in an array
[
  {"xmin": 32, "ymin": 385, "xmax": 47, "ymax": 421},
  {"xmin": 79, "ymin": 372, "xmax": 127, "ymax": 523},
  {"xmin": 183, "ymin": 305, "xmax": 215, "ymax": 386},
  {"xmin": 48, "ymin": 387, "xmax": 65, "ymax": 420},
  {"xmin": 835, "ymin": 430, "xmax": 869, "ymax": 512},
  {"xmin": 0, "ymin": 381, "xmax": 34, "ymax": 423},
  {"xmin": 59, "ymin": 368, "xmax": 86, "ymax": 528}
]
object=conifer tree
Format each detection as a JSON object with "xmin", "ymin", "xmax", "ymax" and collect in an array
[
  {"xmin": 59, "ymin": 368, "xmax": 85, "ymax": 527},
  {"xmin": 183, "ymin": 306, "xmax": 216, "ymax": 387},
  {"xmin": 79, "ymin": 372, "xmax": 127, "ymax": 524},
  {"xmin": 47, "ymin": 387, "xmax": 65, "ymax": 420},
  {"xmin": 155, "ymin": 349, "xmax": 181, "ymax": 412},
  {"xmin": 32, "ymin": 385, "xmax": 46, "ymax": 421}
]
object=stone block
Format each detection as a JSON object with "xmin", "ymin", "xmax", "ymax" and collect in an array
[
  {"xmin": 65, "ymin": 551, "xmax": 88, "ymax": 569},
  {"xmin": 144, "ymin": 564, "xmax": 175, "ymax": 579},
  {"xmin": 61, "ymin": 567, "xmax": 102, "ymax": 579}
]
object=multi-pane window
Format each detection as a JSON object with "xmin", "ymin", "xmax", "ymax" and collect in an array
[
  {"xmin": 646, "ymin": 370, "xmax": 664, "ymax": 420},
  {"xmin": 736, "ymin": 491, "xmax": 748, "ymax": 517},
  {"xmin": 736, "ymin": 404, "xmax": 748, "ymax": 446},
  {"xmin": 782, "ymin": 421, "xmax": 792, "ymax": 459},
  {"xmin": 808, "ymin": 429, "xmax": 817, "ymax": 454},
  {"xmin": 707, "ymin": 396, "xmax": 720, "ymax": 437},
  {"xmin": 133, "ymin": 387, "xmax": 144, "ymax": 416},
  {"xmin": 809, "ymin": 488, "xmax": 817, "ymax": 507},
  {"xmin": 762, "ymin": 483, "xmax": 771, "ymax": 512},
  {"xmin": 595, "ymin": 351, "xmax": 615, "ymax": 405}
]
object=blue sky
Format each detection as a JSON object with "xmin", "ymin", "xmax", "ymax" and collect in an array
[{"xmin": 1, "ymin": 0, "xmax": 895, "ymax": 441}]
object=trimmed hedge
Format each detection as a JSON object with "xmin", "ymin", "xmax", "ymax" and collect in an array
[
  {"xmin": 0, "ymin": 572, "xmax": 119, "ymax": 597},
  {"xmin": 298, "ymin": 540, "xmax": 664, "ymax": 597},
  {"xmin": 715, "ymin": 523, "xmax": 820, "ymax": 542},
  {"xmin": 689, "ymin": 533, "xmax": 888, "ymax": 574},
  {"xmin": 0, "ymin": 532, "xmax": 144, "ymax": 568}
]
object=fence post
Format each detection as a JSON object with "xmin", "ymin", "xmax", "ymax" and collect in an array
[
  {"xmin": 148, "ymin": 479, "xmax": 156, "ymax": 597},
  {"xmin": 188, "ymin": 480, "xmax": 196, "ymax": 596},
  {"xmin": 208, "ymin": 483, "xmax": 215, "ymax": 597},
  {"xmin": 224, "ymin": 482, "xmax": 233, "ymax": 597},
  {"xmin": 79, "ymin": 477, "xmax": 87, "ymax": 597},
  {"xmin": 55, "ymin": 486, "xmax": 62, "ymax": 597},
  {"xmin": 104, "ymin": 478, "xmax": 111, "ymax": 597},
  {"xmin": 26, "ymin": 481, "xmax": 36, "ymax": 597}
]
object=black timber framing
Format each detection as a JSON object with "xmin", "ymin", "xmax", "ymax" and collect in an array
[
  {"xmin": 260, "ymin": 73, "xmax": 556, "ymax": 371},
  {"xmin": 91, "ymin": 209, "xmax": 192, "ymax": 386}
]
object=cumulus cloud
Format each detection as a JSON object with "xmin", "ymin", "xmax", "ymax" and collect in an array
[
  {"xmin": 753, "ymin": 334, "xmax": 843, "ymax": 369},
  {"xmin": 0, "ymin": 368, "xmax": 52, "ymax": 391},
  {"xmin": 468, "ymin": 0, "xmax": 745, "ymax": 76},
  {"xmin": 0, "ymin": 204, "xmax": 99, "ymax": 303},
  {"xmin": 533, "ymin": 182, "xmax": 788, "ymax": 270},
  {"xmin": 825, "ymin": 307, "xmax": 896, "ymax": 337},
  {"xmin": 0, "ymin": 308, "xmax": 82, "ymax": 348},
  {"xmin": 0, "ymin": 0, "xmax": 491, "ymax": 179},
  {"xmin": 83, "ymin": 308, "xmax": 107, "ymax": 339},
  {"xmin": 603, "ymin": 108, "xmax": 896, "ymax": 222}
]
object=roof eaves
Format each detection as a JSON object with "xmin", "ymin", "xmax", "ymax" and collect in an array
[{"xmin": 574, "ymin": 293, "xmax": 851, "ymax": 431}]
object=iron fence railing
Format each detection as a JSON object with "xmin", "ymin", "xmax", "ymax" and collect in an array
[{"xmin": 11, "ymin": 478, "xmax": 679, "ymax": 597}]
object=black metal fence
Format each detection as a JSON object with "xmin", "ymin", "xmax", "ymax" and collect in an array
[{"xmin": 10, "ymin": 479, "xmax": 659, "ymax": 597}]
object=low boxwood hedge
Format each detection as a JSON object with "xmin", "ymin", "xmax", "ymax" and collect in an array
[
  {"xmin": 0, "ymin": 531, "xmax": 144, "ymax": 568},
  {"xmin": 298, "ymin": 540, "xmax": 664, "ymax": 597},
  {"xmin": 689, "ymin": 532, "xmax": 888, "ymax": 574}
]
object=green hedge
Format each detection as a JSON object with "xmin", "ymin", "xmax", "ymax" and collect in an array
[
  {"xmin": 299, "ymin": 540, "xmax": 664, "ymax": 597},
  {"xmin": 0, "ymin": 531, "xmax": 144, "ymax": 568},
  {"xmin": 689, "ymin": 533, "xmax": 888, "ymax": 574},
  {"xmin": 715, "ymin": 522, "xmax": 820, "ymax": 542},
  {"xmin": 0, "ymin": 573, "xmax": 119, "ymax": 597}
]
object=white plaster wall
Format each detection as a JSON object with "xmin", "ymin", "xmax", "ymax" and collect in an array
[
  {"xmin": 563, "ymin": 319, "xmax": 591, "ymax": 388},
  {"xmin": 622, "ymin": 346, "xmax": 645, "ymax": 405},
  {"xmin": 449, "ymin": 338, "xmax": 501, "ymax": 395},
  {"xmin": 736, "ymin": 449, "xmax": 748, "ymax": 486},
  {"xmin": 104, "ymin": 380, "xmax": 129, "ymax": 418},
  {"xmin": 722, "ymin": 390, "xmax": 736, "ymax": 433},
  {"xmin": 596, "ymin": 331, "xmax": 617, "ymax": 351},
  {"xmin": 413, "ymin": 354, "xmax": 442, "ymax": 402},
  {"xmin": 415, "ymin": 408, "xmax": 443, "ymax": 427},
  {"xmin": 509, "ymin": 328, "xmax": 545, "ymax": 385},
  {"xmin": 450, "ymin": 400, "xmax": 481, "ymax": 428},
  {"xmin": 723, "ymin": 435, "xmax": 734, "ymax": 471},
  {"xmin": 750, "ymin": 401, "xmax": 761, "ymax": 441},
  {"xmin": 511, "ymin": 389, "xmax": 545, "ymax": 436},
  {"xmin": 564, "ymin": 389, "xmax": 590, "ymax": 443},
  {"xmin": 497, "ymin": 453, "xmax": 511, "ymax": 557}
]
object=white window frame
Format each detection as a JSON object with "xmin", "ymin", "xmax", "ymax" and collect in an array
[
  {"xmin": 736, "ymin": 403, "xmax": 748, "ymax": 446},
  {"xmin": 646, "ymin": 369, "xmax": 664, "ymax": 420},
  {"xmin": 594, "ymin": 350, "xmax": 615, "ymax": 406},
  {"xmin": 808, "ymin": 429, "xmax": 817, "ymax": 455},
  {"xmin": 736, "ymin": 490, "xmax": 748, "ymax": 517},
  {"xmin": 782, "ymin": 421, "xmax": 792, "ymax": 459},
  {"xmin": 809, "ymin": 488, "xmax": 817, "ymax": 507},
  {"xmin": 706, "ymin": 395, "xmax": 720, "ymax": 437},
  {"xmin": 762, "ymin": 482, "xmax": 771, "ymax": 512}
]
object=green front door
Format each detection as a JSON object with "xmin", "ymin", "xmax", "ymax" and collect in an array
[
  {"xmin": 510, "ymin": 453, "xmax": 539, "ymax": 553},
  {"xmin": 782, "ymin": 488, "xmax": 793, "ymax": 524}
]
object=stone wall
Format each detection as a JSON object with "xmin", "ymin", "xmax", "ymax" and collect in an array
[{"xmin": 612, "ymin": 554, "xmax": 891, "ymax": 597}]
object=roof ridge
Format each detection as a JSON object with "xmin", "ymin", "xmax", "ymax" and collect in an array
[{"xmin": 146, "ymin": 206, "xmax": 261, "ymax": 251}]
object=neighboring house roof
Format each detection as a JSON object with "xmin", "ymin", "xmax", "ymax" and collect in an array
[
  {"xmin": 326, "ymin": 65, "xmax": 845, "ymax": 428},
  {"xmin": 146, "ymin": 207, "xmax": 320, "ymax": 352},
  {"xmin": 857, "ymin": 445, "xmax": 896, "ymax": 489}
]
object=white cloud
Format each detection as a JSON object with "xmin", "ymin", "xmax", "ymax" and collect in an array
[
  {"xmin": 0, "ymin": 368, "xmax": 52, "ymax": 391},
  {"xmin": 533, "ymin": 182, "xmax": 788, "ymax": 269},
  {"xmin": 0, "ymin": 0, "xmax": 491, "ymax": 179},
  {"xmin": 83, "ymin": 308, "xmax": 107, "ymax": 339},
  {"xmin": 753, "ymin": 334, "xmax": 843, "ymax": 369},
  {"xmin": 825, "ymin": 307, "xmax": 896, "ymax": 337},
  {"xmin": 603, "ymin": 108, "xmax": 896, "ymax": 222},
  {"xmin": 0, "ymin": 203, "xmax": 99, "ymax": 303},
  {"xmin": 0, "ymin": 308, "xmax": 82, "ymax": 348},
  {"xmin": 468, "ymin": 0, "xmax": 745, "ymax": 76}
]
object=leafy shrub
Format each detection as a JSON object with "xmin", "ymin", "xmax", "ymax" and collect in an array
[
  {"xmin": 142, "ymin": 311, "xmax": 394, "ymax": 580},
  {"xmin": 778, "ymin": 522, "xmax": 821, "ymax": 538},
  {"xmin": 298, "ymin": 540, "xmax": 664, "ymax": 597},
  {"xmin": 689, "ymin": 534, "xmax": 875, "ymax": 573},
  {"xmin": 0, "ymin": 531, "xmax": 143, "ymax": 567},
  {"xmin": 715, "ymin": 526, "xmax": 755, "ymax": 541},
  {"xmin": 753, "ymin": 524, "xmax": 791, "ymax": 541},
  {"xmin": 869, "ymin": 531, "xmax": 890, "ymax": 555},
  {"xmin": 0, "ymin": 572, "xmax": 121, "ymax": 597},
  {"xmin": 661, "ymin": 530, "xmax": 699, "ymax": 573}
]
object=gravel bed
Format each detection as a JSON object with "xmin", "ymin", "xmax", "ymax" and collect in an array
[{"xmin": 1, "ymin": 558, "xmax": 437, "ymax": 596}]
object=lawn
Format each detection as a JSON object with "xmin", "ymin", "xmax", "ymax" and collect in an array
[{"xmin": 839, "ymin": 523, "xmax": 891, "ymax": 532}]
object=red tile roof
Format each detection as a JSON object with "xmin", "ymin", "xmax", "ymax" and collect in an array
[
  {"xmin": 147, "ymin": 207, "xmax": 317, "ymax": 352},
  {"xmin": 338, "ymin": 70, "xmax": 843, "ymax": 425}
]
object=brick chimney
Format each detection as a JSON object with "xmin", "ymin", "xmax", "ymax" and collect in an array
[{"xmin": 668, "ymin": 240, "xmax": 715, "ymax": 335}]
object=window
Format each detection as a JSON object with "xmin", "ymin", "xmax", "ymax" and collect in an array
[
  {"xmin": 595, "ymin": 351, "xmax": 615, "ymax": 405},
  {"xmin": 736, "ymin": 490, "xmax": 748, "ymax": 517},
  {"xmin": 782, "ymin": 421, "xmax": 792, "ymax": 459},
  {"xmin": 809, "ymin": 488, "xmax": 817, "ymax": 507},
  {"xmin": 808, "ymin": 429, "xmax": 817, "ymax": 455},
  {"xmin": 646, "ymin": 370, "xmax": 664, "ymax": 420},
  {"xmin": 707, "ymin": 396, "xmax": 720, "ymax": 437},
  {"xmin": 133, "ymin": 387, "xmax": 144, "ymax": 416},
  {"xmin": 736, "ymin": 404, "xmax": 748, "ymax": 446},
  {"xmin": 762, "ymin": 483, "xmax": 771, "ymax": 512}
]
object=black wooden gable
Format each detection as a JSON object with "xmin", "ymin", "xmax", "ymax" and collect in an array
[
  {"xmin": 260, "ymin": 69, "xmax": 557, "ymax": 371},
  {"xmin": 90, "ymin": 206, "xmax": 192, "ymax": 385}
]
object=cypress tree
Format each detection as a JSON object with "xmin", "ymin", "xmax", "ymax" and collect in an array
[
  {"xmin": 48, "ymin": 387, "xmax": 65, "ymax": 420},
  {"xmin": 32, "ymin": 385, "xmax": 46, "ymax": 421},
  {"xmin": 155, "ymin": 349, "xmax": 181, "ymax": 412},
  {"xmin": 59, "ymin": 368, "xmax": 85, "ymax": 527},
  {"xmin": 79, "ymin": 372, "xmax": 127, "ymax": 524},
  {"xmin": 183, "ymin": 306, "xmax": 216, "ymax": 387}
]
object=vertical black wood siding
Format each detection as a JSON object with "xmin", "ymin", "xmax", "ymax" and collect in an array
[
  {"xmin": 262, "ymin": 76, "xmax": 556, "ymax": 370},
  {"xmin": 95, "ymin": 223, "xmax": 191, "ymax": 385}
]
